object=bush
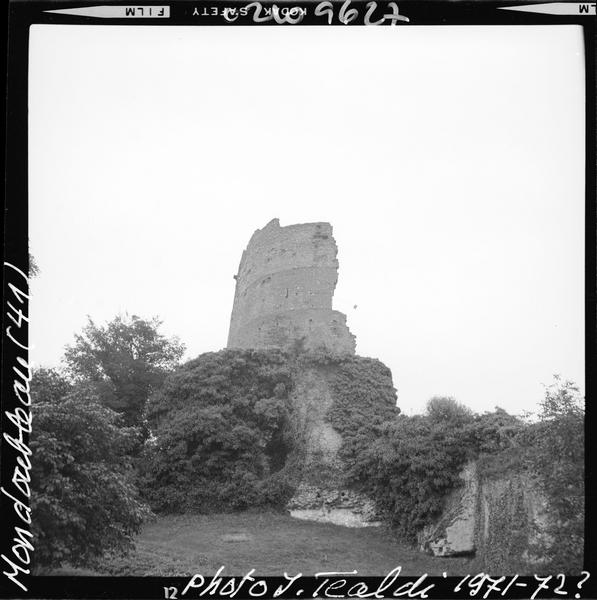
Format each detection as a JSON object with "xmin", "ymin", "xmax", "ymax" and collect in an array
[
  {"xmin": 140, "ymin": 349, "xmax": 295, "ymax": 512},
  {"xmin": 426, "ymin": 396, "xmax": 472, "ymax": 423},
  {"xmin": 30, "ymin": 370, "xmax": 150, "ymax": 570},
  {"xmin": 359, "ymin": 399, "xmax": 523, "ymax": 541},
  {"xmin": 521, "ymin": 377, "xmax": 584, "ymax": 572}
]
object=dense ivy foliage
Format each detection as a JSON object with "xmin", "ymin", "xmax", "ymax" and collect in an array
[
  {"xmin": 473, "ymin": 378, "xmax": 585, "ymax": 573},
  {"xmin": 308, "ymin": 354, "xmax": 400, "ymax": 483},
  {"xmin": 30, "ymin": 369, "xmax": 150, "ymax": 570},
  {"xmin": 477, "ymin": 482, "xmax": 531, "ymax": 573},
  {"xmin": 357, "ymin": 398, "xmax": 523, "ymax": 541},
  {"xmin": 140, "ymin": 349, "xmax": 295, "ymax": 512}
]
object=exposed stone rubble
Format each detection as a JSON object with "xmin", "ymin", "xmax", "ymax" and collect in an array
[{"xmin": 288, "ymin": 484, "xmax": 381, "ymax": 528}]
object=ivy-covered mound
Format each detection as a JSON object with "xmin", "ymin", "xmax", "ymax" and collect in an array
[
  {"xmin": 140, "ymin": 349, "xmax": 402, "ymax": 514},
  {"xmin": 295, "ymin": 352, "xmax": 400, "ymax": 488},
  {"xmin": 140, "ymin": 349, "xmax": 295, "ymax": 512}
]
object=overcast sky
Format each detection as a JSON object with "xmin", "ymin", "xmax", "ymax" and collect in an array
[{"xmin": 29, "ymin": 24, "xmax": 585, "ymax": 415}]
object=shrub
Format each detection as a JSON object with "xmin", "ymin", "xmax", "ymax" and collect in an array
[
  {"xmin": 521, "ymin": 377, "xmax": 584, "ymax": 572},
  {"xmin": 361, "ymin": 413, "xmax": 472, "ymax": 540},
  {"xmin": 140, "ymin": 349, "xmax": 295, "ymax": 512},
  {"xmin": 359, "ymin": 399, "xmax": 523, "ymax": 541},
  {"xmin": 426, "ymin": 396, "xmax": 472, "ymax": 423},
  {"xmin": 30, "ymin": 370, "xmax": 150, "ymax": 570}
]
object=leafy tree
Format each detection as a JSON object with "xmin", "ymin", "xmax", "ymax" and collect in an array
[
  {"xmin": 30, "ymin": 370, "xmax": 151, "ymax": 570},
  {"xmin": 29, "ymin": 252, "xmax": 40, "ymax": 277},
  {"xmin": 140, "ymin": 349, "xmax": 295, "ymax": 512},
  {"xmin": 64, "ymin": 314, "xmax": 185, "ymax": 429},
  {"xmin": 521, "ymin": 376, "xmax": 584, "ymax": 572},
  {"xmin": 30, "ymin": 367, "xmax": 72, "ymax": 404},
  {"xmin": 426, "ymin": 396, "xmax": 472, "ymax": 424}
]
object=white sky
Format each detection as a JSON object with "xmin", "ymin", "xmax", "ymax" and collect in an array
[{"xmin": 29, "ymin": 25, "xmax": 585, "ymax": 416}]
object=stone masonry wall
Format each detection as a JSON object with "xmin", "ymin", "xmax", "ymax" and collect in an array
[
  {"xmin": 285, "ymin": 365, "xmax": 383, "ymax": 528},
  {"xmin": 227, "ymin": 219, "xmax": 356, "ymax": 354},
  {"xmin": 418, "ymin": 461, "xmax": 551, "ymax": 571}
]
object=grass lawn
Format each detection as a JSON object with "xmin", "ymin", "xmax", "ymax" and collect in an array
[{"xmin": 92, "ymin": 512, "xmax": 474, "ymax": 577}]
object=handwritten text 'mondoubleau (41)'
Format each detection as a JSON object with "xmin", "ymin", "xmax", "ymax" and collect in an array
[{"xmin": 1, "ymin": 262, "xmax": 34, "ymax": 593}]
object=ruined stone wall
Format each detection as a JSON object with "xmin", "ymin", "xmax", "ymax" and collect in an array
[
  {"xmin": 227, "ymin": 219, "xmax": 355, "ymax": 354},
  {"xmin": 418, "ymin": 461, "xmax": 551, "ymax": 571},
  {"xmin": 475, "ymin": 472, "xmax": 550, "ymax": 572},
  {"xmin": 285, "ymin": 363, "xmax": 387, "ymax": 528}
]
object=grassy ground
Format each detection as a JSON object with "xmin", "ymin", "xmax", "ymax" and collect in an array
[{"xmin": 90, "ymin": 512, "xmax": 473, "ymax": 577}]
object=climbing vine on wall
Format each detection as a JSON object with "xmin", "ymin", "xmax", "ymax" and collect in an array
[
  {"xmin": 477, "ymin": 479, "xmax": 531, "ymax": 573},
  {"xmin": 294, "ymin": 352, "xmax": 400, "ymax": 489},
  {"xmin": 325, "ymin": 355, "xmax": 399, "ymax": 482},
  {"xmin": 474, "ymin": 377, "xmax": 585, "ymax": 574}
]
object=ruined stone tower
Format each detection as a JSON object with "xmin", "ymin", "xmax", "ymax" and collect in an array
[
  {"xmin": 227, "ymin": 218, "xmax": 355, "ymax": 354},
  {"xmin": 226, "ymin": 219, "xmax": 398, "ymax": 527}
]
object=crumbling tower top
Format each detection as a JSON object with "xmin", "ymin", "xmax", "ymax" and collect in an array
[{"xmin": 227, "ymin": 218, "xmax": 355, "ymax": 354}]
